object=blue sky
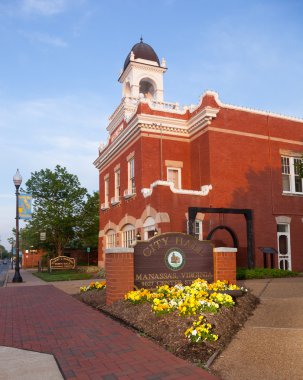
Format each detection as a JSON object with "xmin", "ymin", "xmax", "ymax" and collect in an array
[{"xmin": 0, "ymin": 0, "xmax": 302, "ymax": 249}]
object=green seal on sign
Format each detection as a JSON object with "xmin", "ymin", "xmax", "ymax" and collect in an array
[{"xmin": 165, "ymin": 248, "xmax": 185, "ymax": 271}]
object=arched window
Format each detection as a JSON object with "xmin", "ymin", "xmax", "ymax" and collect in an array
[
  {"xmin": 139, "ymin": 79, "xmax": 155, "ymax": 99},
  {"xmin": 122, "ymin": 224, "xmax": 135, "ymax": 248},
  {"xmin": 143, "ymin": 216, "xmax": 156, "ymax": 240},
  {"xmin": 106, "ymin": 229, "xmax": 116, "ymax": 248}
]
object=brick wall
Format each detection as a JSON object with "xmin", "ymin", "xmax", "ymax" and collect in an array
[
  {"xmin": 105, "ymin": 248, "xmax": 134, "ymax": 305},
  {"xmin": 213, "ymin": 247, "xmax": 237, "ymax": 284},
  {"xmin": 97, "ymin": 91, "xmax": 303, "ymax": 272}
]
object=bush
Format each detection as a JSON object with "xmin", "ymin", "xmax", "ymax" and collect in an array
[{"xmin": 237, "ymin": 267, "xmax": 299, "ymax": 280}]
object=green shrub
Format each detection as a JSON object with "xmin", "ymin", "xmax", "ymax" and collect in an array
[{"xmin": 237, "ymin": 268, "xmax": 299, "ymax": 280}]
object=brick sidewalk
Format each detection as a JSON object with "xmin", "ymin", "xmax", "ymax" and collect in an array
[{"xmin": 0, "ymin": 285, "xmax": 217, "ymax": 380}]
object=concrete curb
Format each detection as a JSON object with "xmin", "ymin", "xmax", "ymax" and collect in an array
[{"xmin": 3, "ymin": 269, "xmax": 10, "ymax": 287}]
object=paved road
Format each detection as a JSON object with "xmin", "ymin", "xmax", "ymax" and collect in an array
[{"xmin": 0, "ymin": 264, "xmax": 9, "ymax": 287}]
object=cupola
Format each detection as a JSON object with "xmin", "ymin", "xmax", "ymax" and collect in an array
[{"xmin": 119, "ymin": 38, "xmax": 167, "ymax": 102}]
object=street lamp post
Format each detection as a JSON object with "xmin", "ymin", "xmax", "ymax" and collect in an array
[
  {"xmin": 13, "ymin": 169, "xmax": 23, "ymax": 283},
  {"xmin": 11, "ymin": 241, "xmax": 14, "ymax": 269}
]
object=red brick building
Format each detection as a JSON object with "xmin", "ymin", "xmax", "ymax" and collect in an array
[{"xmin": 94, "ymin": 39, "xmax": 303, "ymax": 272}]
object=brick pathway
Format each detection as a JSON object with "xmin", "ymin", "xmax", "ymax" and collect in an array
[{"xmin": 0, "ymin": 285, "xmax": 217, "ymax": 380}]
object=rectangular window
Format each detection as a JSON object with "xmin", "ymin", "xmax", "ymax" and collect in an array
[
  {"xmin": 294, "ymin": 158, "xmax": 303, "ymax": 193},
  {"xmin": 106, "ymin": 232, "xmax": 116, "ymax": 248},
  {"xmin": 104, "ymin": 178, "xmax": 109, "ymax": 205},
  {"xmin": 194, "ymin": 220, "xmax": 203, "ymax": 240},
  {"xmin": 128, "ymin": 158, "xmax": 135, "ymax": 194},
  {"xmin": 123, "ymin": 229, "xmax": 135, "ymax": 248},
  {"xmin": 187, "ymin": 220, "xmax": 203, "ymax": 240},
  {"xmin": 281, "ymin": 156, "xmax": 303, "ymax": 194},
  {"xmin": 115, "ymin": 170, "xmax": 120, "ymax": 200},
  {"xmin": 167, "ymin": 167, "xmax": 181, "ymax": 189}
]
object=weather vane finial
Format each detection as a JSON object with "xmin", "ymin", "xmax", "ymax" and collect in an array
[{"xmin": 140, "ymin": 35, "xmax": 143, "ymax": 43}]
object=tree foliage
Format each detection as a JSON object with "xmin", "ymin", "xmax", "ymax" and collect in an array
[
  {"xmin": 78, "ymin": 191, "xmax": 99, "ymax": 248},
  {"xmin": 0, "ymin": 244, "xmax": 9, "ymax": 258},
  {"xmin": 25, "ymin": 165, "xmax": 88, "ymax": 256},
  {"xmin": 297, "ymin": 156, "xmax": 303, "ymax": 178}
]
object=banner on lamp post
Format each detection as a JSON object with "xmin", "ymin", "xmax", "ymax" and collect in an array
[{"xmin": 18, "ymin": 193, "xmax": 32, "ymax": 220}]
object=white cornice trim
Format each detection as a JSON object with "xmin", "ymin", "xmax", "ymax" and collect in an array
[
  {"xmin": 94, "ymin": 123, "xmax": 140, "ymax": 169},
  {"xmin": 119, "ymin": 61, "xmax": 166, "ymax": 83},
  {"xmin": 147, "ymin": 99, "xmax": 187, "ymax": 115},
  {"xmin": 141, "ymin": 181, "xmax": 212, "ymax": 198},
  {"xmin": 213, "ymin": 247, "xmax": 237, "ymax": 253},
  {"xmin": 201, "ymin": 90, "xmax": 303, "ymax": 123},
  {"xmin": 107, "ymin": 97, "xmax": 138, "ymax": 133},
  {"xmin": 105, "ymin": 248, "xmax": 134, "ymax": 254},
  {"xmin": 94, "ymin": 106, "xmax": 219, "ymax": 168}
]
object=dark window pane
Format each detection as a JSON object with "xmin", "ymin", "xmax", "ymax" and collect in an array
[
  {"xmin": 295, "ymin": 176, "xmax": 303, "ymax": 192},
  {"xmin": 277, "ymin": 224, "xmax": 287, "ymax": 233},
  {"xmin": 279, "ymin": 235, "xmax": 288, "ymax": 255}
]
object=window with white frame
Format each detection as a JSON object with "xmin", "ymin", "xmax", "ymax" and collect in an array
[
  {"xmin": 122, "ymin": 224, "xmax": 135, "ymax": 248},
  {"xmin": 106, "ymin": 229, "xmax": 116, "ymax": 248},
  {"xmin": 114, "ymin": 169, "xmax": 120, "ymax": 200},
  {"xmin": 281, "ymin": 156, "xmax": 303, "ymax": 194},
  {"xmin": 143, "ymin": 216, "xmax": 156, "ymax": 240},
  {"xmin": 128, "ymin": 158, "xmax": 135, "ymax": 194},
  {"xmin": 187, "ymin": 220, "xmax": 203, "ymax": 240},
  {"xmin": 167, "ymin": 167, "xmax": 181, "ymax": 189},
  {"xmin": 104, "ymin": 178, "xmax": 109, "ymax": 205}
]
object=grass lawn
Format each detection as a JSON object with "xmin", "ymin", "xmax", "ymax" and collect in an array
[{"xmin": 33, "ymin": 270, "xmax": 93, "ymax": 282}]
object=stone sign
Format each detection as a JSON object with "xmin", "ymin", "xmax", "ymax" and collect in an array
[
  {"xmin": 49, "ymin": 256, "xmax": 76, "ymax": 270},
  {"xmin": 134, "ymin": 232, "xmax": 213, "ymax": 288}
]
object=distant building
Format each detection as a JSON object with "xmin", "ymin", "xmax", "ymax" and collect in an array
[{"xmin": 94, "ymin": 39, "xmax": 303, "ymax": 272}]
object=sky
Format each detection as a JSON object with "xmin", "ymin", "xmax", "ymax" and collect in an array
[{"xmin": 0, "ymin": 0, "xmax": 302, "ymax": 250}]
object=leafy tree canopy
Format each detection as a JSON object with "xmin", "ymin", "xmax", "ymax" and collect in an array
[
  {"xmin": 78, "ymin": 191, "xmax": 99, "ymax": 248},
  {"xmin": 25, "ymin": 165, "xmax": 88, "ymax": 256},
  {"xmin": 0, "ymin": 244, "xmax": 9, "ymax": 258},
  {"xmin": 297, "ymin": 156, "xmax": 303, "ymax": 178}
]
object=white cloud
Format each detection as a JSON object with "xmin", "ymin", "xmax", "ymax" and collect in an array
[{"xmin": 20, "ymin": 30, "xmax": 68, "ymax": 47}]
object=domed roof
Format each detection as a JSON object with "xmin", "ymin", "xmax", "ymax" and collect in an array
[{"xmin": 123, "ymin": 38, "xmax": 160, "ymax": 70}]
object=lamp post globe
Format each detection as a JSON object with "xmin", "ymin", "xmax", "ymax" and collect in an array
[
  {"xmin": 12, "ymin": 169, "xmax": 23, "ymax": 283},
  {"xmin": 13, "ymin": 169, "xmax": 22, "ymax": 188}
]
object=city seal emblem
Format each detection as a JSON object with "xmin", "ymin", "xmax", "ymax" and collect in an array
[{"xmin": 165, "ymin": 248, "xmax": 185, "ymax": 271}]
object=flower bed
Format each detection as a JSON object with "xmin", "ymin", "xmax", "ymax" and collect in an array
[
  {"xmin": 80, "ymin": 281, "xmax": 106, "ymax": 293},
  {"xmin": 124, "ymin": 279, "xmax": 246, "ymax": 343},
  {"xmin": 75, "ymin": 278, "xmax": 258, "ymax": 368}
]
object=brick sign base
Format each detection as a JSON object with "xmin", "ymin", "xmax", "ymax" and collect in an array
[
  {"xmin": 213, "ymin": 247, "xmax": 237, "ymax": 284},
  {"xmin": 105, "ymin": 248, "xmax": 134, "ymax": 305},
  {"xmin": 105, "ymin": 236, "xmax": 237, "ymax": 305}
]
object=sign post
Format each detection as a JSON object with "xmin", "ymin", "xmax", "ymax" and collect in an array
[{"xmin": 86, "ymin": 247, "xmax": 91, "ymax": 266}]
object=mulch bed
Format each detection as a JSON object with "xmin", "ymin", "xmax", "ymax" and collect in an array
[{"xmin": 74, "ymin": 289, "xmax": 259, "ymax": 367}]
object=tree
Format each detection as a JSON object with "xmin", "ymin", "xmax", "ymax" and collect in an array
[
  {"xmin": 25, "ymin": 165, "xmax": 88, "ymax": 256},
  {"xmin": 297, "ymin": 155, "xmax": 303, "ymax": 178},
  {"xmin": 78, "ymin": 191, "xmax": 99, "ymax": 248},
  {"xmin": 0, "ymin": 244, "xmax": 9, "ymax": 259}
]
